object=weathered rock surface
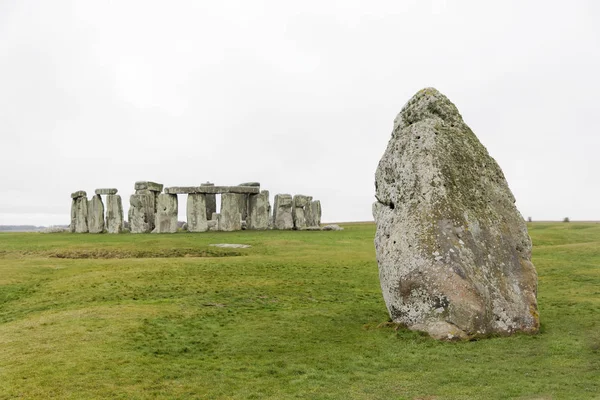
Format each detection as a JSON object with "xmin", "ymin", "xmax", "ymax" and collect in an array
[
  {"xmin": 105, "ymin": 194, "xmax": 124, "ymax": 233},
  {"xmin": 207, "ymin": 218, "xmax": 218, "ymax": 231},
  {"xmin": 70, "ymin": 194, "xmax": 88, "ymax": 233},
  {"xmin": 306, "ymin": 200, "xmax": 322, "ymax": 227},
  {"xmin": 71, "ymin": 190, "xmax": 87, "ymax": 199},
  {"xmin": 95, "ymin": 188, "xmax": 118, "ymax": 195},
  {"xmin": 272, "ymin": 194, "xmax": 294, "ymax": 230},
  {"xmin": 373, "ymin": 88, "xmax": 539, "ymax": 340},
  {"xmin": 135, "ymin": 181, "xmax": 163, "ymax": 192},
  {"xmin": 292, "ymin": 195, "xmax": 312, "ymax": 230},
  {"xmin": 219, "ymin": 193, "xmax": 243, "ymax": 231},
  {"xmin": 247, "ymin": 190, "xmax": 270, "ymax": 230},
  {"xmin": 154, "ymin": 194, "xmax": 178, "ymax": 233},
  {"xmin": 187, "ymin": 194, "xmax": 208, "ymax": 232},
  {"xmin": 128, "ymin": 193, "xmax": 154, "ymax": 233},
  {"xmin": 87, "ymin": 195, "xmax": 105, "ymax": 233},
  {"xmin": 322, "ymin": 224, "xmax": 343, "ymax": 231},
  {"xmin": 164, "ymin": 186, "xmax": 259, "ymax": 195}
]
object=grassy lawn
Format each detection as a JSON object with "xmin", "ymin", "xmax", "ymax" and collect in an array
[{"xmin": 0, "ymin": 222, "xmax": 598, "ymax": 399}]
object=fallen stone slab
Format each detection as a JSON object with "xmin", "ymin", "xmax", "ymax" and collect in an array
[
  {"xmin": 134, "ymin": 181, "xmax": 163, "ymax": 192},
  {"xmin": 209, "ymin": 243, "xmax": 251, "ymax": 248},
  {"xmin": 322, "ymin": 224, "xmax": 343, "ymax": 231},
  {"xmin": 71, "ymin": 190, "xmax": 87, "ymax": 199},
  {"xmin": 95, "ymin": 188, "xmax": 118, "ymax": 195},
  {"xmin": 164, "ymin": 186, "xmax": 260, "ymax": 195}
]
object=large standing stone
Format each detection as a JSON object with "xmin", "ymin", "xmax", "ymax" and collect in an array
[
  {"xmin": 154, "ymin": 193, "xmax": 178, "ymax": 233},
  {"xmin": 105, "ymin": 194, "xmax": 124, "ymax": 234},
  {"xmin": 187, "ymin": 194, "xmax": 208, "ymax": 232},
  {"xmin": 236, "ymin": 182, "xmax": 259, "ymax": 221},
  {"xmin": 305, "ymin": 200, "xmax": 322, "ymax": 227},
  {"xmin": 87, "ymin": 195, "xmax": 105, "ymax": 233},
  {"xmin": 201, "ymin": 182, "xmax": 217, "ymax": 220},
  {"xmin": 292, "ymin": 195, "xmax": 311, "ymax": 230},
  {"xmin": 247, "ymin": 190, "xmax": 270, "ymax": 230},
  {"xmin": 272, "ymin": 194, "xmax": 294, "ymax": 230},
  {"xmin": 373, "ymin": 88, "xmax": 539, "ymax": 340},
  {"xmin": 219, "ymin": 193, "xmax": 242, "ymax": 231},
  {"xmin": 70, "ymin": 191, "xmax": 88, "ymax": 233},
  {"xmin": 128, "ymin": 192, "xmax": 154, "ymax": 233},
  {"xmin": 129, "ymin": 181, "xmax": 162, "ymax": 233}
]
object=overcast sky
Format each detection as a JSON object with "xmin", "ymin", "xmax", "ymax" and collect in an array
[{"xmin": 1, "ymin": 0, "xmax": 598, "ymax": 225}]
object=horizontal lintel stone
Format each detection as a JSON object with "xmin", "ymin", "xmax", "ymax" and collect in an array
[
  {"xmin": 71, "ymin": 190, "xmax": 87, "ymax": 198},
  {"xmin": 95, "ymin": 188, "xmax": 118, "ymax": 195},
  {"xmin": 134, "ymin": 181, "xmax": 164, "ymax": 192},
  {"xmin": 164, "ymin": 186, "xmax": 260, "ymax": 195}
]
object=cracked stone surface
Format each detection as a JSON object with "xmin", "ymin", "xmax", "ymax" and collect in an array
[{"xmin": 373, "ymin": 87, "xmax": 539, "ymax": 340}]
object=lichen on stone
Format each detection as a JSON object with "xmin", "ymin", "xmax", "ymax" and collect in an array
[{"xmin": 374, "ymin": 87, "xmax": 539, "ymax": 340}]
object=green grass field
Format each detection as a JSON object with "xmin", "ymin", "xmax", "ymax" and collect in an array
[{"xmin": 0, "ymin": 222, "xmax": 598, "ymax": 399}]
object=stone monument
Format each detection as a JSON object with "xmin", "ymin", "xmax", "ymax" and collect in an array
[{"xmin": 373, "ymin": 88, "xmax": 539, "ymax": 340}]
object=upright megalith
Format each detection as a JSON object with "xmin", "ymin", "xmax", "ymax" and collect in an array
[
  {"xmin": 105, "ymin": 194, "xmax": 124, "ymax": 233},
  {"xmin": 129, "ymin": 181, "xmax": 163, "ymax": 233},
  {"xmin": 292, "ymin": 195, "xmax": 311, "ymax": 230},
  {"xmin": 153, "ymin": 193, "xmax": 178, "ymax": 233},
  {"xmin": 219, "ymin": 193, "xmax": 243, "ymax": 231},
  {"xmin": 237, "ymin": 182, "xmax": 260, "ymax": 221},
  {"xmin": 306, "ymin": 200, "xmax": 322, "ymax": 228},
  {"xmin": 247, "ymin": 190, "xmax": 270, "ymax": 230},
  {"xmin": 87, "ymin": 195, "xmax": 105, "ymax": 233},
  {"xmin": 129, "ymin": 192, "xmax": 154, "ymax": 233},
  {"xmin": 70, "ymin": 191, "xmax": 88, "ymax": 233},
  {"xmin": 272, "ymin": 194, "xmax": 294, "ymax": 230},
  {"xmin": 373, "ymin": 88, "xmax": 539, "ymax": 340},
  {"xmin": 201, "ymin": 182, "xmax": 216, "ymax": 219},
  {"xmin": 187, "ymin": 194, "xmax": 208, "ymax": 232}
]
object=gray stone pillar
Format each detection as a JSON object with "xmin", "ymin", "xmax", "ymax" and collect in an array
[
  {"xmin": 87, "ymin": 194, "xmax": 105, "ymax": 233},
  {"xmin": 187, "ymin": 193, "xmax": 208, "ymax": 232},
  {"xmin": 237, "ymin": 182, "xmax": 260, "ymax": 221},
  {"xmin": 70, "ymin": 191, "xmax": 89, "ymax": 233},
  {"xmin": 201, "ymin": 182, "xmax": 216, "ymax": 220},
  {"xmin": 219, "ymin": 193, "xmax": 243, "ymax": 231},
  {"xmin": 106, "ymin": 194, "xmax": 124, "ymax": 233},
  {"xmin": 129, "ymin": 181, "xmax": 163, "ymax": 233},
  {"xmin": 247, "ymin": 190, "xmax": 270, "ymax": 230},
  {"xmin": 154, "ymin": 193, "xmax": 178, "ymax": 233},
  {"xmin": 272, "ymin": 194, "xmax": 293, "ymax": 230},
  {"xmin": 292, "ymin": 195, "xmax": 311, "ymax": 230},
  {"xmin": 307, "ymin": 200, "xmax": 322, "ymax": 227}
]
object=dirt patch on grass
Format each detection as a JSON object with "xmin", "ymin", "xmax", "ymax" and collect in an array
[{"xmin": 47, "ymin": 247, "xmax": 245, "ymax": 259}]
